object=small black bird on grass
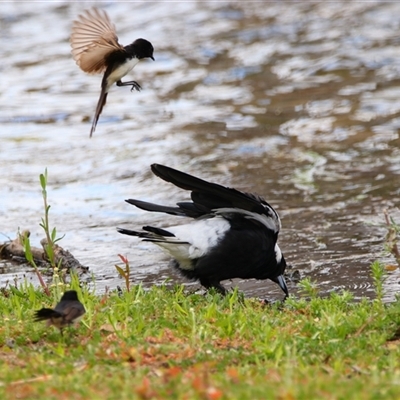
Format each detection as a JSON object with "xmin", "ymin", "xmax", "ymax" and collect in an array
[
  {"xmin": 117, "ymin": 164, "xmax": 289, "ymax": 300},
  {"xmin": 70, "ymin": 8, "xmax": 155, "ymax": 137},
  {"xmin": 34, "ymin": 290, "xmax": 85, "ymax": 334}
]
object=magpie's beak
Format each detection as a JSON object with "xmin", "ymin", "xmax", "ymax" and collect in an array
[
  {"xmin": 276, "ymin": 274, "xmax": 289, "ymax": 300},
  {"xmin": 151, "ymin": 56, "xmax": 155, "ymax": 61}
]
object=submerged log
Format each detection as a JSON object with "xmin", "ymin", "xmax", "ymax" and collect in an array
[{"xmin": 0, "ymin": 230, "xmax": 89, "ymax": 275}]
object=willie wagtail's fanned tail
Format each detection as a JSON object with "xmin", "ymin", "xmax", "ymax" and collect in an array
[
  {"xmin": 34, "ymin": 308, "xmax": 62, "ymax": 322},
  {"xmin": 90, "ymin": 90, "xmax": 108, "ymax": 137}
]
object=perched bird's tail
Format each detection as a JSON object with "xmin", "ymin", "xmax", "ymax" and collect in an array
[
  {"xmin": 90, "ymin": 90, "xmax": 108, "ymax": 137},
  {"xmin": 34, "ymin": 308, "xmax": 62, "ymax": 322}
]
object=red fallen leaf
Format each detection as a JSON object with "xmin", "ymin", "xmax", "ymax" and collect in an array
[
  {"xmin": 99, "ymin": 323, "xmax": 116, "ymax": 332},
  {"xmin": 145, "ymin": 336, "xmax": 160, "ymax": 344},
  {"xmin": 268, "ymin": 369, "xmax": 282, "ymax": 383},
  {"xmin": 135, "ymin": 376, "xmax": 154, "ymax": 400},
  {"xmin": 165, "ymin": 366, "xmax": 182, "ymax": 378},
  {"xmin": 226, "ymin": 367, "xmax": 239, "ymax": 383},
  {"xmin": 6, "ymin": 384, "xmax": 36, "ymax": 399},
  {"xmin": 191, "ymin": 375, "xmax": 206, "ymax": 392},
  {"xmin": 206, "ymin": 387, "xmax": 223, "ymax": 400},
  {"xmin": 386, "ymin": 340, "xmax": 400, "ymax": 350},
  {"xmin": 278, "ymin": 392, "xmax": 296, "ymax": 400},
  {"xmin": 384, "ymin": 264, "xmax": 398, "ymax": 271}
]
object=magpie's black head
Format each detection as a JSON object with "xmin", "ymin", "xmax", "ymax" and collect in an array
[{"xmin": 130, "ymin": 38, "xmax": 155, "ymax": 60}]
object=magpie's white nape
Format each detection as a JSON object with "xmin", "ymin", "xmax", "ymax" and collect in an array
[{"xmin": 117, "ymin": 164, "xmax": 289, "ymax": 300}]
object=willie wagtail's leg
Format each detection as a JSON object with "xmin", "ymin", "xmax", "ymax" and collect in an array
[{"xmin": 116, "ymin": 80, "xmax": 142, "ymax": 92}]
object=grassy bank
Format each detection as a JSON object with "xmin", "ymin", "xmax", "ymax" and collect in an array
[{"xmin": 1, "ymin": 265, "xmax": 400, "ymax": 400}]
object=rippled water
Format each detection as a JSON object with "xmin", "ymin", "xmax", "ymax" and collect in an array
[{"xmin": 1, "ymin": 1, "xmax": 399, "ymax": 301}]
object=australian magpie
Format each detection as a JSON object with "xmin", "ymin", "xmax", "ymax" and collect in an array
[{"xmin": 117, "ymin": 164, "xmax": 289, "ymax": 299}]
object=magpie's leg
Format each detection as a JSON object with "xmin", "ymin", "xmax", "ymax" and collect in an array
[
  {"xmin": 200, "ymin": 278, "xmax": 227, "ymax": 296},
  {"xmin": 116, "ymin": 80, "xmax": 142, "ymax": 92}
]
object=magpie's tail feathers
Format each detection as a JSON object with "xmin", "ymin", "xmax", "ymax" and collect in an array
[
  {"xmin": 142, "ymin": 225, "xmax": 175, "ymax": 237},
  {"xmin": 125, "ymin": 199, "xmax": 187, "ymax": 217},
  {"xmin": 117, "ymin": 226, "xmax": 188, "ymax": 244},
  {"xmin": 34, "ymin": 308, "xmax": 62, "ymax": 322},
  {"xmin": 117, "ymin": 227, "xmax": 155, "ymax": 239},
  {"xmin": 150, "ymin": 164, "xmax": 266, "ymax": 213}
]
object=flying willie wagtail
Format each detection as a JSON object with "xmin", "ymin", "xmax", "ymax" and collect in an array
[
  {"xmin": 34, "ymin": 290, "xmax": 86, "ymax": 333},
  {"xmin": 70, "ymin": 8, "xmax": 154, "ymax": 137},
  {"xmin": 117, "ymin": 164, "xmax": 289, "ymax": 300}
]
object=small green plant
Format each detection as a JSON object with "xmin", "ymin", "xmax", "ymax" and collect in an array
[
  {"xmin": 384, "ymin": 209, "xmax": 400, "ymax": 268},
  {"xmin": 297, "ymin": 277, "xmax": 319, "ymax": 299},
  {"xmin": 115, "ymin": 254, "xmax": 131, "ymax": 292},
  {"xmin": 20, "ymin": 230, "xmax": 50, "ymax": 296},
  {"xmin": 371, "ymin": 260, "xmax": 385, "ymax": 306},
  {"xmin": 39, "ymin": 169, "xmax": 65, "ymax": 269},
  {"xmin": 20, "ymin": 169, "xmax": 66, "ymax": 295}
]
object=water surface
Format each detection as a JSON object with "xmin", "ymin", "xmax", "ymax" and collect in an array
[{"xmin": 1, "ymin": 1, "xmax": 399, "ymax": 301}]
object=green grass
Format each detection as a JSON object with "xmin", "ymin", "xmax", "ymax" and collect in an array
[{"xmin": 1, "ymin": 268, "xmax": 400, "ymax": 400}]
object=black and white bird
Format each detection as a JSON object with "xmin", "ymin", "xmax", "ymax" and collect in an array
[
  {"xmin": 34, "ymin": 290, "xmax": 86, "ymax": 333},
  {"xmin": 117, "ymin": 164, "xmax": 289, "ymax": 300},
  {"xmin": 70, "ymin": 8, "xmax": 155, "ymax": 137}
]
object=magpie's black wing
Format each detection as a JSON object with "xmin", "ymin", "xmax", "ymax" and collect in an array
[
  {"xmin": 125, "ymin": 199, "xmax": 187, "ymax": 217},
  {"xmin": 151, "ymin": 164, "xmax": 268, "ymax": 213}
]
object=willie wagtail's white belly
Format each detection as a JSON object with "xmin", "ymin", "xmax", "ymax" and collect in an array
[{"xmin": 107, "ymin": 57, "xmax": 140, "ymax": 89}]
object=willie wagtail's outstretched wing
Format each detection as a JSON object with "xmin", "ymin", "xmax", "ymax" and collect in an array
[{"xmin": 71, "ymin": 8, "xmax": 124, "ymax": 74}]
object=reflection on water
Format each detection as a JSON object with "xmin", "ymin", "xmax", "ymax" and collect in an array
[{"xmin": 1, "ymin": 1, "xmax": 399, "ymax": 301}]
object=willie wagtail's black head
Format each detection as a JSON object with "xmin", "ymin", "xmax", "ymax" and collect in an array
[
  {"xmin": 60, "ymin": 290, "xmax": 80, "ymax": 301},
  {"xmin": 130, "ymin": 38, "xmax": 155, "ymax": 60}
]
